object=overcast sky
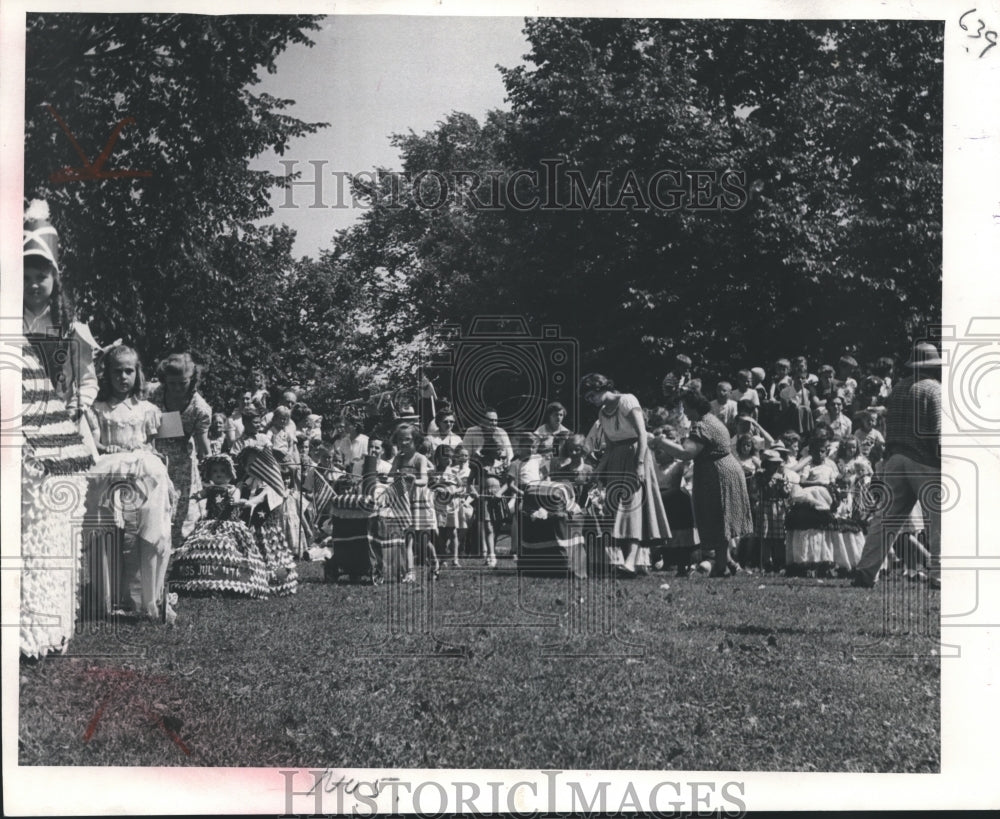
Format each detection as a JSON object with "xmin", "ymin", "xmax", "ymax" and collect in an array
[{"xmin": 251, "ymin": 15, "xmax": 530, "ymax": 258}]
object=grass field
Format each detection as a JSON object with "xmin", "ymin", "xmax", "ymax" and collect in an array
[{"xmin": 18, "ymin": 559, "xmax": 939, "ymax": 771}]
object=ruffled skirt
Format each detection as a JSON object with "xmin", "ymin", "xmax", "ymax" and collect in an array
[
  {"xmin": 253, "ymin": 509, "xmax": 298, "ymax": 596},
  {"xmin": 20, "ymin": 342, "xmax": 94, "ymax": 657},
  {"xmin": 169, "ymin": 519, "xmax": 269, "ymax": 597},
  {"xmin": 89, "ymin": 449, "xmax": 174, "ymax": 550}
]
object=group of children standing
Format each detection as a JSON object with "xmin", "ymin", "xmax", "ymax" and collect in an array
[
  {"xmin": 313, "ymin": 420, "xmax": 588, "ymax": 582},
  {"xmin": 649, "ymin": 352, "xmax": 907, "ymax": 575}
]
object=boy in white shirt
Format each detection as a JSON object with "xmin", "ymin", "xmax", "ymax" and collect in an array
[
  {"xmin": 729, "ymin": 369, "xmax": 760, "ymax": 408},
  {"xmin": 710, "ymin": 381, "xmax": 737, "ymax": 428},
  {"xmin": 505, "ymin": 432, "xmax": 548, "ymax": 491}
]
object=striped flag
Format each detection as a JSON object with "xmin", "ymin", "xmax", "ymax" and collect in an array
[
  {"xmin": 237, "ymin": 446, "xmax": 286, "ymax": 508},
  {"xmin": 311, "ymin": 469, "xmax": 335, "ymax": 518}
]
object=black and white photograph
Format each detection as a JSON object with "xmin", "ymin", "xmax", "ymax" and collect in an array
[{"xmin": 2, "ymin": 0, "xmax": 998, "ymax": 814}]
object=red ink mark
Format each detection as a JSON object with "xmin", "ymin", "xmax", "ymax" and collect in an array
[
  {"xmin": 146, "ymin": 709, "xmax": 191, "ymax": 755},
  {"xmin": 46, "ymin": 105, "xmax": 153, "ymax": 183},
  {"xmin": 83, "ymin": 695, "xmax": 110, "ymax": 743},
  {"xmin": 79, "ymin": 666, "xmax": 190, "ymax": 754}
]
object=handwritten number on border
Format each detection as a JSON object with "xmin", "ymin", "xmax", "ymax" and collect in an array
[{"xmin": 960, "ymin": 9, "xmax": 998, "ymax": 58}]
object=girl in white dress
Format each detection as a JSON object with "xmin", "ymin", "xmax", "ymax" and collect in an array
[{"xmin": 87, "ymin": 346, "xmax": 176, "ymax": 622}]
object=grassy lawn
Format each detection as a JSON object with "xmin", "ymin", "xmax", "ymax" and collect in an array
[{"xmin": 18, "ymin": 559, "xmax": 939, "ymax": 771}]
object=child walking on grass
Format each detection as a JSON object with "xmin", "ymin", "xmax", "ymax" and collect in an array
[
  {"xmin": 386, "ymin": 423, "xmax": 438, "ymax": 582},
  {"xmin": 431, "ymin": 444, "xmax": 462, "ymax": 568}
]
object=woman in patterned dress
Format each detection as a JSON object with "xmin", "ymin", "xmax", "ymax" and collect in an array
[
  {"xmin": 656, "ymin": 389, "xmax": 753, "ymax": 577},
  {"xmin": 580, "ymin": 373, "xmax": 670, "ymax": 576},
  {"xmin": 149, "ymin": 352, "xmax": 211, "ymax": 549}
]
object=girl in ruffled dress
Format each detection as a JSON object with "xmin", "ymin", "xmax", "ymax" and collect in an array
[
  {"xmin": 86, "ymin": 345, "xmax": 176, "ymax": 622},
  {"xmin": 169, "ymin": 454, "xmax": 268, "ymax": 597},
  {"xmin": 22, "ymin": 200, "xmax": 100, "ymax": 456},
  {"xmin": 20, "ymin": 200, "xmax": 97, "ymax": 657}
]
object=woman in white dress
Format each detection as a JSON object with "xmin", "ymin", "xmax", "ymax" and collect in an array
[{"xmin": 579, "ymin": 373, "xmax": 670, "ymax": 575}]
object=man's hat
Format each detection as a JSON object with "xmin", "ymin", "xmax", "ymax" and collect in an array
[{"xmin": 905, "ymin": 342, "xmax": 944, "ymax": 368}]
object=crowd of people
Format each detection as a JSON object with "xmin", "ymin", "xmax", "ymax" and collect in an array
[{"xmin": 18, "ymin": 199, "xmax": 941, "ymax": 661}]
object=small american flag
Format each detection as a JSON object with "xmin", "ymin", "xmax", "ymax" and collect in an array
[{"xmin": 311, "ymin": 469, "xmax": 335, "ymax": 518}]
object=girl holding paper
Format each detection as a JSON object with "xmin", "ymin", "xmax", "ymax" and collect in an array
[{"xmin": 150, "ymin": 352, "xmax": 212, "ymax": 549}]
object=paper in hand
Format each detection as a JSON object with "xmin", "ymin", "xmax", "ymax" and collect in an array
[{"xmin": 157, "ymin": 410, "xmax": 184, "ymax": 439}]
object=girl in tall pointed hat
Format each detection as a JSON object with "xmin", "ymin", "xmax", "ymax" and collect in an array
[
  {"xmin": 22, "ymin": 199, "xmax": 101, "ymax": 458},
  {"xmin": 19, "ymin": 200, "xmax": 98, "ymax": 657}
]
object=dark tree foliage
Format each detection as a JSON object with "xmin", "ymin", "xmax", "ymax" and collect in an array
[
  {"xmin": 331, "ymin": 18, "xmax": 941, "ymax": 404},
  {"xmin": 24, "ymin": 13, "xmax": 327, "ymax": 410},
  {"xmin": 24, "ymin": 15, "xmax": 941, "ymax": 418}
]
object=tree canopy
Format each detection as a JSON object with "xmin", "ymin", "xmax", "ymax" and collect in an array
[
  {"xmin": 330, "ymin": 18, "xmax": 942, "ymax": 406},
  {"xmin": 24, "ymin": 16, "xmax": 942, "ymax": 419},
  {"xmin": 24, "ymin": 13, "xmax": 327, "ymax": 405}
]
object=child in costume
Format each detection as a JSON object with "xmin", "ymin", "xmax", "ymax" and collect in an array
[
  {"xmin": 431, "ymin": 444, "xmax": 463, "ymax": 567},
  {"xmin": 235, "ymin": 444, "xmax": 299, "ymax": 596},
  {"xmin": 835, "ymin": 437, "xmax": 873, "ymax": 518},
  {"xmin": 22, "ymin": 199, "xmax": 100, "ymax": 457},
  {"xmin": 86, "ymin": 345, "xmax": 176, "ymax": 622},
  {"xmin": 149, "ymin": 352, "xmax": 212, "ymax": 549},
  {"xmin": 207, "ymin": 412, "xmax": 228, "ymax": 455},
  {"xmin": 383, "ymin": 423, "xmax": 438, "ymax": 582},
  {"xmin": 451, "ymin": 445, "xmax": 474, "ymax": 556},
  {"xmin": 169, "ymin": 454, "xmax": 268, "ymax": 597},
  {"xmin": 20, "ymin": 200, "xmax": 96, "ymax": 657}
]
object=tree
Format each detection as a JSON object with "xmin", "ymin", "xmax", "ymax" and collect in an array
[
  {"xmin": 24, "ymin": 13, "xmax": 327, "ymax": 409},
  {"xmin": 329, "ymin": 18, "xmax": 941, "ymax": 405}
]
